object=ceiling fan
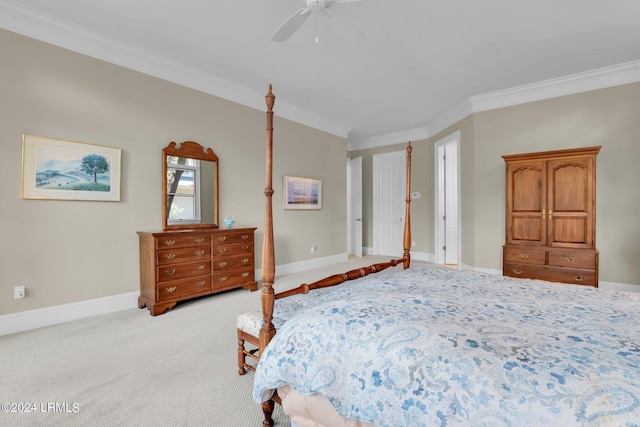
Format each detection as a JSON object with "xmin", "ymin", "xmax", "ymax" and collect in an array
[{"xmin": 271, "ymin": 0, "xmax": 364, "ymax": 43}]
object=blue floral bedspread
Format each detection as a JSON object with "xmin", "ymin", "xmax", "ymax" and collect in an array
[{"xmin": 252, "ymin": 266, "xmax": 640, "ymax": 426}]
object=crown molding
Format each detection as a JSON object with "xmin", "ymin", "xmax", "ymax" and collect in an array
[
  {"xmin": 470, "ymin": 60, "xmax": 640, "ymax": 113},
  {"xmin": 425, "ymin": 99, "xmax": 474, "ymax": 139},
  {"xmin": 347, "ymin": 127, "xmax": 429, "ymax": 151},
  {"xmin": 0, "ymin": 0, "xmax": 350, "ymax": 138},
  {"xmin": 425, "ymin": 60, "xmax": 640, "ymax": 138}
]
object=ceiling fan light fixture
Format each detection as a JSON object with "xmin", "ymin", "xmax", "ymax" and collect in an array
[{"xmin": 271, "ymin": 0, "xmax": 364, "ymax": 43}]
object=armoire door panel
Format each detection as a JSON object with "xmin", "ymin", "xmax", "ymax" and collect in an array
[
  {"xmin": 510, "ymin": 163, "xmax": 545, "ymax": 212},
  {"xmin": 549, "ymin": 159, "xmax": 591, "ymax": 212},
  {"xmin": 550, "ymin": 217, "xmax": 588, "ymax": 246},
  {"xmin": 511, "ymin": 216, "xmax": 545, "ymax": 243}
]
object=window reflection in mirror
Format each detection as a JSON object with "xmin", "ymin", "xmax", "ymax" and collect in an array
[
  {"xmin": 162, "ymin": 141, "xmax": 218, "ymax": 231},
  {"xmin": 167, "ymin": 157, "xmax": 199, "ymax": 224}
]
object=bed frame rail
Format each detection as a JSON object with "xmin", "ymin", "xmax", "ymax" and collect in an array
[{"xmin": 275, "ymin": 258, "xmax": 406, "ymax": 300}]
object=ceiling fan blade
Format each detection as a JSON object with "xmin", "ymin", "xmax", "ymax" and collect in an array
[{"xmin": 271, "ymin": 8, "xmax": 311, "ymax": 42}]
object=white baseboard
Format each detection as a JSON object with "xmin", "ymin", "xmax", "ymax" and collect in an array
[
  {"xmin": 0, "ymin": 292, "xmax": 139, "ymax": 337},
  {"xmin": 4, "ymin": 255, "xmax": 636, "ymax": 337},
  {"xmin": 255, "ymin": 253, "xmax": 350, "ymax": 280}
]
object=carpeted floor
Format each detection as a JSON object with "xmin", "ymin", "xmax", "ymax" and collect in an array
[{"xmin": 0, "ymin": 256, "xmax": 406, "ymax": 427}]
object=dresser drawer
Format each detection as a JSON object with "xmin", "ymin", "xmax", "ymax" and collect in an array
[
  {"xmin": 504, "ymin": 247, "xmax": 546, "ymax": 265},
  {"xmin": 156, "ymin": 233, "xmax": 211, "ymax": 250},
  {"xmin": 157, "ymin": 276, "xmax": 211, "ymax": 301},
  {"xmin": 213, "ymin": 242, "xmax": 254, "ymax": 258},
  {"xmin": 157, "ymin": 246, "xmax": 211, "ymax": 266},
  {"xmin": 504, "ymin": 262, "xmax": 596, "ymax": 287},
  {"xmin": 213, "ymin": 232, "xmax": 253, "ymax": 246},
  {"xmin": 213, "ymin": 254, "xmax": 254, "ymax": 271},
  {"xmin": 212, "ymin": 268, "xmax": 255, "ymax": 290},
  {"xmin": 548, "ymin": 251, "xmax": 596, "ymax": 269},
  {"xmin": 157, "ymin": 260, "xmax": 212, "ymax": 282}
]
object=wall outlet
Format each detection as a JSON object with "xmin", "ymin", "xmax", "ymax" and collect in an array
[
  {"xmin": 14, "ymin": 285, "xmax": 25, "ymax": 299},
  {"xmin": 310, "ymin": 245, "xmax": 317, "ymax": 253}
]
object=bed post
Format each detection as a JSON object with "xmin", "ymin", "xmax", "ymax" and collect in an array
[
  {"xmin": 403, "ymin": 142, "xmax": 412, "ymax": 269},
  {"xmin": 260, "ymin": 85, "xmax": 277, "ymax": 354},
  {"xmin": 260, "ymin": 85, "xmax": 277, "ymax": 427}
]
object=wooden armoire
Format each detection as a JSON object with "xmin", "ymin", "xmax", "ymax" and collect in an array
[{"xmin": 502, "ymin": 146, "xmax": 601, "ymax": 287}]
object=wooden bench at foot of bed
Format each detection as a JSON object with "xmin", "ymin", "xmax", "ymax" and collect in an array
[{"xmin": 237, "ymin": 310, "xmax": 262, "ymax": 374}]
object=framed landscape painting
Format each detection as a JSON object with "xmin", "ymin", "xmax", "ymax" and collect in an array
[
  {"xmin": 21, "ymin": 134, "xmax": 121, "ymax": 201},
  {"xmin": 283, "ymin": 175, "xmax": 322, "ymax": 210}
]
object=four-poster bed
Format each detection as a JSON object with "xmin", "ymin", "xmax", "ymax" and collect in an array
[{"xmin": 246, "ymin": 86, "xmax": 640, "ymax": 426}]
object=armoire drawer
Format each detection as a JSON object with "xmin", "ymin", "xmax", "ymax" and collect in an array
[
  {"xmin": 548, "ymin": 251, "xmax": 597, "ymax": 269},
  {"xmin": 504, "ymin": 262, "xmax": 596, "ymax": 287},
  {"xmin": 504, "ymin": 247, "xmax": 546, "ymax": 265}
]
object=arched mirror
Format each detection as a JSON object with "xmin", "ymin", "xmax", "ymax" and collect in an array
[{"xmin": 162, "ymin": 141, "xmax": 219, "ymax": 230}]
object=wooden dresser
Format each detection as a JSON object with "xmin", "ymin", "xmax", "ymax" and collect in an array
[
  {"xmin": 502, "ymin": 146, "xmax": 600, "ymax": 287},
  {"xmin": 137, "ymin": 227, "xmax": 258, "ymax": 315}
]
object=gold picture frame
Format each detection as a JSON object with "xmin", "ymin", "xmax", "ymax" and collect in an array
[
  {"xmin": 21, "ymin": 134, "xmax": 122, "ymax": 201},
  {"xmin": 283, "ymin": 175, "xmax": 322, "ymax": 210}
]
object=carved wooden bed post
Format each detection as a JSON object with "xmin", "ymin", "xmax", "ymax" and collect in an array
[
  {"xmin": 256, "ymin": 84, "xmax": 413, "ymax": 426},
  {"xmin": 403, "ymin": 142, "xmax": 412, "ymax": 269},
  {"xmin": 259, "ymin": 85, "xmax": 276, "ymax": 427}
]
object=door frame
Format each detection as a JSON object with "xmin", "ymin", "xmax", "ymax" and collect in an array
[
  {"xmin": 347, "ymin": 156, "xmax": 363, "ymax": 257},
  {"xmin": 434, "ymin": 131, "xmax": 461, "ymax": 267}
]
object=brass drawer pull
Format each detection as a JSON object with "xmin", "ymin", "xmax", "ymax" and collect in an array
[
  {"xmin": 195, "ymin": 238, "xmax": 205, "ymax": 243},
  {"xmin": 163, "ymin": 240, "xmax": 175, "ymax": 246},
  {"xmin": 519, "ymin": 253, "xmax": 529, "ymax": 259},
  {"xmin": 165, "ymin": 253, "xmax": 176, "ymax": 260},
  {"xmin": 566, "ymin": 257, "xmax": 576, "ymax": 263},
  {"xmin": 196, "ymin": 265, "xmax": 206, "ymax": 270},
  {"xmin": 195, "ymin": 280, "xmax": 206, "ymax": 287},
  {"xmin": 242, "ymin": 272, "xmax": 250, "ymax": 277},
  {"xmin": 574, "ymin": 276, "xmax": 584, "ymax": 281},
  {"xmin": 166, "ymin": 269, "xmax": 176, "ymax": 275},
  {"xmin": 218, "ymin": 248, "xmax": 227, "ymax": 254},
  {"xmin": 217, "ymin": 236, "xmax": 227, "ymax": 242},
  {"xmin": 513, "ymin": 268, "xmax": 522, "ymax": 275},
  {"xmin": 241, "ymin": 235, "xmax": 249, "ymax": 240},
  {"xmin": 242, "ymin": 258, "xmax": 250, "ymax": 264},
  {"xmin": 242, "ymin": 245, "xmax": 249, "ymax": 251},
  {"xmin": 218, "ymin": 261, "xmax": 227, "ymax": 268},
  {"xmin": 165, "ymin": 286, "xmax": 177, "ymax": 293},
  {"xmin": 219, "ymin": 276, "xmax": 227, "ymax": 282},
  {"xmin": 195, "ymin": 250, "xmax": 205, "ymax": 256}
]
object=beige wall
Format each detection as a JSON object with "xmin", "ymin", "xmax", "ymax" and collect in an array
[
  {"xmin": 351, "ymin": 84, "xmax": 640, "ymax": 288},
  {"xmin": 0, "ymin": 29, "xmax": 347, "ymax": 315}
]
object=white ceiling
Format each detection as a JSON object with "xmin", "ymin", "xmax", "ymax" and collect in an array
[{"xmin": 1, "ymin": 0, "xmax": 639, "ymax": 149}]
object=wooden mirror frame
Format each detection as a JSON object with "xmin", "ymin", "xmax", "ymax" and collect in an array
[{"xmin": 162, "ymin": 141, "xmax": 219, "ymax": 231}]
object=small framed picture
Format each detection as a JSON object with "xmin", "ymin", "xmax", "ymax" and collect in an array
[
  {"xmin": 283, "ymin": 175, "xmax": 322, "ymax": 210},
  {"xmin": 21, "ymin": 134, "xmax": 121, "ymax": 201}
]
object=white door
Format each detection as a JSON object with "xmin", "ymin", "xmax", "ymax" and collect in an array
[
  {"xmin": 435, "ymin": 132, "xmax": 460, "ymax": 266},
  {"xmin": 373, "ymin": 151, "xmax": 406, "ymax": 257},
  {"xmin": 444, "ymin": 142, "xmax": 459, "ymax": 264},
  {"xmin": 347, "ymin": 157, "xmax": 363, "ymax": 257}
]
